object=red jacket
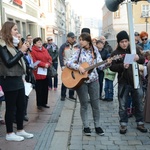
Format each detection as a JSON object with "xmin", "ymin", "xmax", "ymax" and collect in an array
[{"xmin": 31, "ymin": 45, "xmax": 52, "ymax": 80}]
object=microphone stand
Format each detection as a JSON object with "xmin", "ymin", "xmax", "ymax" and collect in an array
[{"xmin": 126, "ymin": 0, "xmax": 140, "ymax": 89}]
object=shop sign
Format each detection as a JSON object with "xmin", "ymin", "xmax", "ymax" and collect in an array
[{"xmin": 13, "ymin": 0, "xmax": 23, "ymax": 8}]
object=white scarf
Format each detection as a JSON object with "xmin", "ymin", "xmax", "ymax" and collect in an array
[{"xmin": 13, "ymin": 36, "xmax": 20, "ymax": 47}]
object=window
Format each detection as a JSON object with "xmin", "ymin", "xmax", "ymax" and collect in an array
[
  {"xmin": 142, "ymin": 5, "xmax": 150, "ymax": 17},
  {"xmin": 16, "ymin": 20, "xmax": 20, "ymax": 33},
  {"xmin": 7, "ymin": 18, "xmax": 13, "ymax": 22},
  {"xmin": 114, "ymin": 9, "xmax": 120, "ymax": 19},
  {"xmin": 22, "ymin": 22, "xmax": 26, "ymax": 38}
]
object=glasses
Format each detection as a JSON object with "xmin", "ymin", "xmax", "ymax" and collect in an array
[
  {"xmin": 142, "ymin": 38, "xmax": 148, "ymax": 41},
  {"xmin": 48, "ymin": 39, "xmax": 52, "ymax": 41}
]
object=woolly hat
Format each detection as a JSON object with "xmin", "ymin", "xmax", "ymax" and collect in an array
[
  {"xmin": 81, "ymin": 28, "xmax": 91, "ymax": 34},
  {"xmin": 116, "ymin": 30, "xmax": 129, "ymax": 43}
]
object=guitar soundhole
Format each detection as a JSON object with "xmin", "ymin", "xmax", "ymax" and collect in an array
[{"xmin": 71, "ymin": 71, "xmax": 75, "ymax": 79}]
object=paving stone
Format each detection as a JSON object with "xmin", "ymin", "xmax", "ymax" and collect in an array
[{"xmin": 49, "ymin": 132, "xmax": 69, "ymax": 150}]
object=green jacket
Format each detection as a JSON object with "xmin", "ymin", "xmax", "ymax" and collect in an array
[{"xmin": 104, "ymin": 68, "xmax": 116, "ymax": 81}]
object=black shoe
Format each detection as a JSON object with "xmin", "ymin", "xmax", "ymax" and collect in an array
[
  {"xmin": 69, "ymin": 96, "xmax": 76, "ymax": 100},
  {"xmin": 24, "ymin": 116, "xmax": 29, "ymax": 121},
  {"xmin": 83, "ymin": 127, "xmax": 91, "ymax": 136},
  {"xmin": 37, "ymin": 106, "xmax": 43, "ymax": 110},
  {"xmin": 107, "ymin": 98, "xmax": 113, "ymax": 101},
  {"xmin": 102, "ymin": 98, "xmax": 108, "ymax": 101},
  {"xmin": 120, "ymin": 126, "xmax": 127, "ymax": 134},
  {"xmin": 137, "ymin": 125, "xmax": 147, "ymax": 133},
  {"xmin": 42, "ymin": 105, "xmax": 50, "ymax": 108},
  {"xmin": 61, "ymin": 96, "xmax": 65, "ymax": 101},
  {"xmin": 100, "ymin": 97, "xmax": 104, "ymax": 100},
  {"xmin": 95, "ymin": 127, "xmax": 104, "ymax": 136}
]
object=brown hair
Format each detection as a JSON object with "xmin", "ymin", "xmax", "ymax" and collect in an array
[
  {"xmin": 79, "ymin": 32, "xmax": 96, "ymax": 58},
  {"xmin": 79, "ymin": 33, "xmax": 92, "ymax": 46},
  {"xmin": 140, "ymin": 31, "xmax": 148, "ymax": 39},
  {"xmin": 33, "ymin": 37, "xmax": 42, "ymax": 44},
  {"xmin": 0, "ymin": 21, "xmax": 16, "ymax": 47}
]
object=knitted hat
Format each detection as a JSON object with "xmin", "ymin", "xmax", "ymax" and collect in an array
[
  {"xmin": 81, "ymin": 28, "xmax": 91, "ymax": 34},
  {"xmin": 116, "ymin": 30, "xmax": 129, "ymax": 43}
]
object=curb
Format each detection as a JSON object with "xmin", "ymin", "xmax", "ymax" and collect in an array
[{"xmin": 49, "ymin": 98, "xmax": 76, "ymax": 150}]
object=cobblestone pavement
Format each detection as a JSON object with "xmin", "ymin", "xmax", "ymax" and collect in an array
[{"xmin": 0, "ymin": 69, "xmax": 150, "ymax": 150}]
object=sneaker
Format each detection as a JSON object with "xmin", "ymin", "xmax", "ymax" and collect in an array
[
  {"xmin": 137, "ymin": 125, "xmax": 147, "ymax": 133},
  {"xmin": 83, "ymin": 127, "xmax": 91, "ymax": 136},
  {"xmin": 120, "ymin": 126, "xmax": 127, "ymax": 134},
  {"xmin": 6, "ymin": 132, "xmax": 24, "ymax": 141},
  {"xmin": 16, "ymin": 130, "xmax": 34, "ymax": 139},
  {"xmin": 95, "ymin": 127, "xmax": 104, "ymax": 136}
]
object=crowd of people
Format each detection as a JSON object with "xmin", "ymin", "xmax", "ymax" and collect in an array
[{"xmin": 0, "ymin": 20, "xmax": 150, "ymax": 143}]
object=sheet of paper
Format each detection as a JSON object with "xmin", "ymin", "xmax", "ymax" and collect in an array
[
  {"xmin": 32, "ymin": 60, "xmax": 41, "ymax": 68},
  {"xmin": 37, "ymin": 67, "xmax": 47, "ymax": 75},
  {"xmin": 24, "ymin": 82, "xmax": 32, "ymax": 96},
  {"xmin": 124, "ymin": 54, "xmax": 135, "ymax": 64}
]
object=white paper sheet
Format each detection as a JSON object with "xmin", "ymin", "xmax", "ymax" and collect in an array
[
  {"xmin": 37, "ymin": 67, "xmax": 47, "ymax": 75},
  {"xmin": 124, "ymin": 54, "xmax": 135, "ymax": 64},
  {"xmin": 31, "ymin": 60, "xmax": 41, "ymax": 68},
  {"xmin": 24, "ymin": 82, "xmax": 32, "ymax": 96}
]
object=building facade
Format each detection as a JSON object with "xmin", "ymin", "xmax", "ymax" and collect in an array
[
  {"xmin": 102, "ymin": 1, "xmax": 150, "ymax": 49},
  {"xmin": 0, "ymin": 0, "xmax": 81, "ymax": 47}
]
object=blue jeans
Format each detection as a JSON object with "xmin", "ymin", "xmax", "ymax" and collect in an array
[
  {"xmin": 104, "ymin": 79, "xmax": 113, "ymax": 99},
  {"xmin": 48, "ymin": 62, "xmax": 58, "ymax": 88},
  {"xmin": 118, "ymin": 84, "xmax": 144, "ymax": 126}
]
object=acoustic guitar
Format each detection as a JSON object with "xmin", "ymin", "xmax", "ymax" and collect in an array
[{"xmin": 61, "ymin": 55, "xmax": 123, "ymax": 89}]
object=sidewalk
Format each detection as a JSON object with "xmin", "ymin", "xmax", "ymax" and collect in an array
[
  {"xmin": 53, "ymin": 88, "xmax": 150, "ymax": 150},
  {"xmin": 0, "ymin": 73, "xmax": 150, "ymax": 150}
]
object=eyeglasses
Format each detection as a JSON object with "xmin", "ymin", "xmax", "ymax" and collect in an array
[
  {"xmin": 142, "ymin": 38, "xmax": 148, "ymax": 41},
  {"xmin": 48, "ymin": 39, "xmax": 52, "ymax": 41}
]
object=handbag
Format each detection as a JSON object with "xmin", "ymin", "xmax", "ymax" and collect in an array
[
  {"xmin": 0, "ymin": 85, "xmax": 5, "ymax": 101},
  {"xmin": 47, "ymin": 65, "xmax": 57, "ymax": 77}
]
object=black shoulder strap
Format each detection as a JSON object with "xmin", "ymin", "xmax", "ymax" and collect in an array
[{"xmin": 77, "ymin": 48, "xmax": 82, "ymax": 62}]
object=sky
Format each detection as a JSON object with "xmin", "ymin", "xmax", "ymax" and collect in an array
[{"xmin": 69, "ymin": 0, "xmax": 105, "ymax": 19}]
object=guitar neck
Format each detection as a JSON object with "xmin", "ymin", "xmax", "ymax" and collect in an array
[{"xmin": 85, "ymin": 60, "xmax": 107, "ymax": 71}]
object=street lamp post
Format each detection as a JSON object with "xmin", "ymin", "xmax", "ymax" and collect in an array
[{"xmin": 0, "ymin": 0, "xmax": 3, "ymax": 27}]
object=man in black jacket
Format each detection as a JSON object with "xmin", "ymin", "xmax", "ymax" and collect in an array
[{"xmin": 110, "ymin": 30, "xmax": 147, "ymax": 134}]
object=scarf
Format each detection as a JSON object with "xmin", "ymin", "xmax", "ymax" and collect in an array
[{"xmin": 13, "ymin": 36, "xmax": 20, "ymax": 47}]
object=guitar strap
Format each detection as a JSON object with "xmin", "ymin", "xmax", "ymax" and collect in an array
[{"xmin": 77, "ymin": 48, "xmax": 82, "ymax": 63}]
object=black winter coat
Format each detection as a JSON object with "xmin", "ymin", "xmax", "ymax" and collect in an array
[{"xmin": 109, "ymin": 45, "xmax": 145, "ymax": 87}]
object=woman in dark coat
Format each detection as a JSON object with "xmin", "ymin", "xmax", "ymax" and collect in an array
[
  {"xmin": 144, "ymin": 51, "xmax": 150, "ymax": 123},
  {"xmin": 0, "ymin": 21, "xmax": 33, "ymax": 141}
]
